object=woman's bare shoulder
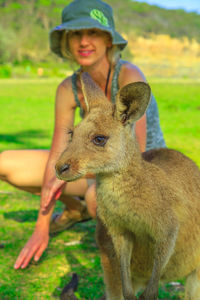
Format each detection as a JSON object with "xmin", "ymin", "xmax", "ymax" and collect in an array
[
  {"xmin": 55, "ymin": 75, "xmax": 77, "ymax": 108},
  {"xmin": 119, "ymin": 60, "xmax": 147, "ymax": 86},
  {"xmin": 58, "ymin": 75, "xmax": 73, "ymax": 91}
]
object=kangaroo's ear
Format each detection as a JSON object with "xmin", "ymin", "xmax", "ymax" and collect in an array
[
  {"xmin": 80, "ymin": 71, "xmax": 108, "ymax": 113},
  {"xmin": 115, "ymin": 82, "xmax": 151, "ymax": 125}
]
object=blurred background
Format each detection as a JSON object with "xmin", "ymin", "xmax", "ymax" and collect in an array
[{"xmin": 0, "ymin": 0, "xmax": 200, "ymax": 79}]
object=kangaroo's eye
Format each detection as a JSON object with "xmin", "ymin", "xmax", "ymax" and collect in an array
[
  {"xmin": 92, "ymin": 135, "xmax": 109, "ymax": 147},
  {"xmin": 68, "ymin": 130, "xmax": 73, "ymax": 141}
]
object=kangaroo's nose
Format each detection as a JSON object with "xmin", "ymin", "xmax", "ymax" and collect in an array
[{"xmin": 56, "ymin": 163, "xmax": 70, "ymax": 175}]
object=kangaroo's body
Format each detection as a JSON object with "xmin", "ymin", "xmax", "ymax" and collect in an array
[{"xmin": 56, "ymin": 72, "xmax": 200, "ymax": 300}]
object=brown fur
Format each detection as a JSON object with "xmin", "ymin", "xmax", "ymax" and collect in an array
[{"xmin": 56, "ymin": 72, "xmax": 200, "ymax": 300}]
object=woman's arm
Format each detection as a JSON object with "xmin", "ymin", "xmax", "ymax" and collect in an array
[
  {"xmin": 41, "ymin": 78, "xmax": 77, "ymax": 211},
  {"xmin": 14, "ymin": 77, "xmax": 77, "ymax": 269}
]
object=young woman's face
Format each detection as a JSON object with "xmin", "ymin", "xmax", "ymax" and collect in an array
[{"xmin": 68, "ymin": 29, "xmax": 112, "ymax": 67}]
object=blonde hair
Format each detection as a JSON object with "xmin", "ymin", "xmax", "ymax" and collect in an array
[{"xmin": 60, "ymin": 30, "xmax": 121, "ymax": 66}]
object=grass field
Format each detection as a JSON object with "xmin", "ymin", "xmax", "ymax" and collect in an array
[{"xmin": 0, "ymin": 78, "xmax": 200, "ymax": 299}]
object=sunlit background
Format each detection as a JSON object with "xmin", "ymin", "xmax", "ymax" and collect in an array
[{"xmin": 134, "ymin": 0, "xmax": 200, "ymax": 14}]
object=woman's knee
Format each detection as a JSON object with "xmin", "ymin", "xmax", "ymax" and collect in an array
[
  {"xmin": 0, "ymin": 150, "xmax": 48, "ymax": 187},
  {"xmin": 85, "ymin": 183, "xmax": 97, "ymax": 219},
  {"xmin": 0, "ymin": 150, "xmax": 28, "ymax": 185},
  {"xmin": 0, "ymin": 150, "xmax": 13, "ymax": 177}
]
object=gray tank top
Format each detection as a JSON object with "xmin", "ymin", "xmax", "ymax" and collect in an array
[{"xmin": 71, "ymin": 60, "xmax": 166, "ymax": 151}]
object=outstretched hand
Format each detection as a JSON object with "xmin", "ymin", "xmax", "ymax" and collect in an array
[
  {"xmin": 14, "ymin": 177, "xmax": 66, "ymax": 269},
  {"xmin": 14, "ymin": 226, "xmax": 49, "ymax": 269},
  {"xmin": 41, "ymin": 176, "xmax": 66, "ymax": 212}
]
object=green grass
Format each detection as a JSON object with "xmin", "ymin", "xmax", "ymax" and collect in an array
[
  {"xmin": 150, "ymin": 80, "xmax": 200, "ymax": 167},
  {"xmin": 0, "ymin": 78, "xmax": 200, "ymax": 299}
]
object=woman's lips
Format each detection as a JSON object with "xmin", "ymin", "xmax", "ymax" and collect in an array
[{"xmin": 78, "ymin": 50, "xmax": 94, "ymax": 57}]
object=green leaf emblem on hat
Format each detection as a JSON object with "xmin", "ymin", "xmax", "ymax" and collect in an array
[{"xmin": 90, "ymin": 9, "xmax": 109, "ymax": 27}]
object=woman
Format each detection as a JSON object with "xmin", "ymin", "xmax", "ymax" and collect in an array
[{"xmin": 0, "ymin": 0, "xmax": 166, "ymax": 269}]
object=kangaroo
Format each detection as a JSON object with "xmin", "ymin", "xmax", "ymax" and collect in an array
[{"xmin": 55, "ymin": 72, "xmax": 200, "ymax": 300}]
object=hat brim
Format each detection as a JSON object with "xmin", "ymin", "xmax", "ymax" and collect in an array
[{"xmin": 49, "ymin": 17, "xmax": 127, "ymax": 58}]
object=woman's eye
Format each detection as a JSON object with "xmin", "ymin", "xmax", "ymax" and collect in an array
[
  {"xmin": 92, "ymin": 135, "xmax": 109, "ymax": 147},
  {"xmin": 70, "ymin": 31, "xmax": 81, "ymax": 37},
  {"xmin": 88, "ymin": 29, "xmax": 98, "ymax": 36},
  {"xmin": 75, "ymin": 31, "xmax": 81, "ymax": 36}
]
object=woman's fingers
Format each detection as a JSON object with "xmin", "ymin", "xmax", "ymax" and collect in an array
[
  {"xmin": 14, "ymin": 249, "xmax": 27, "ymax": 269},
  {"xmin": 41, "ymin": 179, "xmax": 66, "ymax": 211},
  {"xmin": 14, "ymin": 230, "xmax": 49, "ymax": 269},
  {"xmin": 14, "ymin": 243, "xmax": 38, "ymax": 269},
  {"xmin": 34, "ymin": 242, "xmax": 48, "ymax": 262},
  {"xmin": 54, "ymin": 188, "xmax": 62, "ymax": 200},
  {"xmin": 21, "ymin": 244, "xmax": 40, "ymax": 269},
  {"xmin": 41, "ymin": 190, "xmax": 55, "ymax": 211},
  {"xmin": 41, "ymin": 187, "xmax": 53, "ymax": 211}
]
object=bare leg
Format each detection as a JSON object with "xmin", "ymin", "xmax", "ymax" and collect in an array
[
  {"xmin": 0, "ymin": 150, "xmax": 48, "ymax": 194},
  {"xmin": 0, "ymin": 149, "xmax": 93, "ymax": 198},
  {"xmin": 0, "ymin": 150, "xmax": 88, "ymax": 197},
  {"xmin": 0, "ymin": 150, "xmax": 96, "ymax": 233}
]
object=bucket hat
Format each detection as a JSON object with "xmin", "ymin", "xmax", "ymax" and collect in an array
[{"xmin": 50, "ymin": 0, "xmax": 127, "ymax": 58}]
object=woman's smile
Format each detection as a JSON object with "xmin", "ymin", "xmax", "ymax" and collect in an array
[{"xmin": 78, "ymin": 49, "xmax": 95, "ymax": 57}]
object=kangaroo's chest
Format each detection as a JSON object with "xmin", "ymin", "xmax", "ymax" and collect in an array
[{"xmin": 96, "ymin": 178, "xmax": 149, "ymax": 236}]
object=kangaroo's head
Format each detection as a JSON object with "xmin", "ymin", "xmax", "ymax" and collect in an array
[{"xmin": 56, "ymin": 72, "xmax": 151, "ymax": 181}]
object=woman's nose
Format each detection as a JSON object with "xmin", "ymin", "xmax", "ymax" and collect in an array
[{"xmin": 80, "ymin": 34, "xmax": 89, "ymax": 45}]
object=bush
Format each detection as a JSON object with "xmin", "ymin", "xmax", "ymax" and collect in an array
[{"xmin": 0, "ymin": 64, "xmax": 12, "ymax": 78}]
